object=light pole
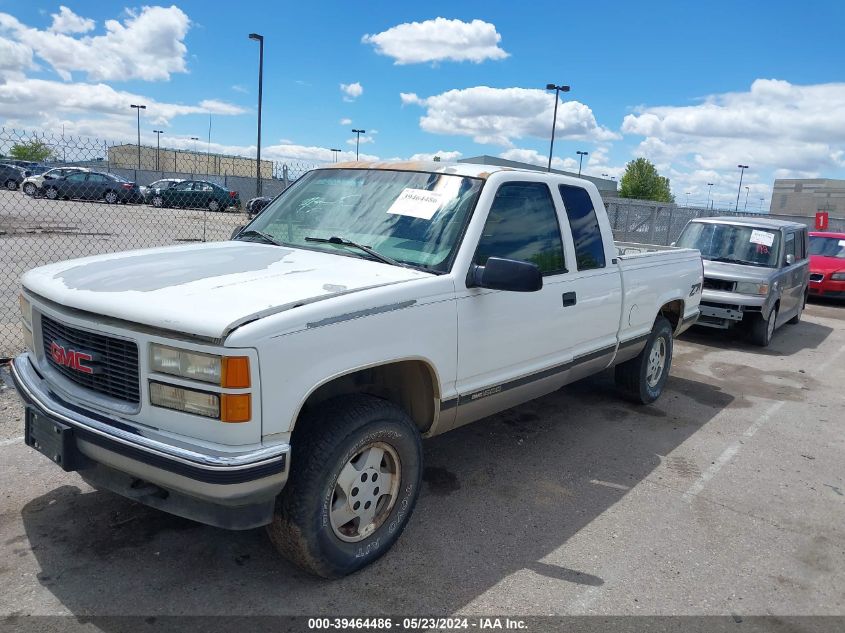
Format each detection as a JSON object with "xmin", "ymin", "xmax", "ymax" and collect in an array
[
  {"xmin": 545, "ymin": 83, "xmax": 570, "ymax": 172},
  {"xmin": 153, "ymin": 130, "xmax": 163, "ymax": 171},
  {"xmin": 685, "ymin": 192, "xmax": 691, "ymax": 207},
  {"xmin": 330, "ymin": 148, "xmax": 341, "ymax": 163},
  {"xmin": 130, "ymin": 104, "xmax": 146, "ymax": 169},
  {"xmin": 249, "ymin": 33, "xmax": 264, "ymax": 195},
  {"xmin": 759, "ymin": 197, "xmax": 765, "ymax": 212},
  {"xmin": 735, "ymin": 164, "xmax": 749, "ymax": 211},
  {"xmin": 706, "ymin": 182, "xmax": 714, "ymax": 209},
  {"xmin": 190, "ymin": 137, "xmax": 199, "ymax": 175},
  {"xmin": 744, "ymin": 186, "xmax": 750, "ymax": 211},
  {"xmin": 576, "ymin": 150, "xmax": 588, "ymax": 177},
  {"xmin": 352, "ymin": 129, "xmax": 365, "ymax": 160}
]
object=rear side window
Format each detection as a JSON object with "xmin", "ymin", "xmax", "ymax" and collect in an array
[
  {"xmin": 558, "ymin": 185, "xmax": 606, "ymax": 270},
  {"xmin": 474, "ymin": 182, "xmax": 566, "ymax": 275}
]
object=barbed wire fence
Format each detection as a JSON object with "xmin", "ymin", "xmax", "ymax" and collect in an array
[{"xmin": 0, "ymin": 127, "xmax": 318, "ymax": 358}]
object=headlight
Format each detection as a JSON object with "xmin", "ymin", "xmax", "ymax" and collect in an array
[
  {"xmin": 150, "ymin": 382, "xmax": 220, "ymax": 418},
  {"xmin": 735, "ymin": 282, "xmax": 769, "ymax": 295},
  {"xmin": 149, "ymin": 343, "xmax": 250, "ymax": 387},
  {"xmin": 19, "ymin": 293, "xmax": 32, "ymax": 328},
  {"xmin": 831, "ymin": 271, "xmax": 845, "ymax": 281}
]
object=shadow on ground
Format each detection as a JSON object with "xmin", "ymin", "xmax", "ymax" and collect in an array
[
  {"xmin": 16, "ymin": 367, "xmax": 736, "ymax": 617},
  {"xmin": 680, "ymin": 316, "xmax": 833, "ymax": 357}
]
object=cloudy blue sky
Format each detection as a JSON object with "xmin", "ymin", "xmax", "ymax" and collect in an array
[{"xmin": 1, "ymin": 1, "xmax": 844, "ymax": 209}]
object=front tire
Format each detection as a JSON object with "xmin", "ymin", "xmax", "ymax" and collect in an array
[
  {"xmin": 104, "ymin": 190, "xmax": 118, "ymax": 204},
  {"xmin": 749, "ymin": 305, "xmax": 778, "ymax": 346},
  {"xmin": 267, "ymin": 394, "xmax": 423, "ymax": 578},
  {"xmin": 23, "ymin": 182, "xmax": 37, "ymax": 196},
  {"xmin": 45, "ymin": 186, "xmax": 59, "ymax": 200},
  {"xmin": 207, "ymin": 199, "xmax": 220, "ymax": 212},
  {"xmin": 615, "ymin": 315, "xmax": 673, "ymax": 404},
  {"xmin": 152, "ymin": 195, "xmax": 164, "ymax": 208},
  {"xmin": 5, "ymin": 179, "xmax": 17, "ymax": 191}
]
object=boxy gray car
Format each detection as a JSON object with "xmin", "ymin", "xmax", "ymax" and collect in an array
[{"xmin": 675, "ymin": 217, "xmax": 810, "ymax": 346}]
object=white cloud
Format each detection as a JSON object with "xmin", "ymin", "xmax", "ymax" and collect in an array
[
  {"xmin": 0, "ymin": 5, "xmax": 190, "ymax": 81},
  {"xmin": 362, "ymin": 17, "xmax": 508, "ymax": 65},
  {"xmin": 0, "ymin": 77, "xmax": 247, "ymax": 130},
  {"xmin": 407, "ymin": 150, "xmax": 463, "ymax": 162},
  {"xmin": 622, "ymin": 79, "xmax": 845, "ymax": 175},
  {"xmin": 499, "ymin": 148, "xmax": 578, "ymax": 172},
  {"xmin": 340, "ymin": 82, "xmax": 363, "ymax": 102},
  {"xmin": 346, "ymin": 134, "xmax": 375, "ymax": 146},
  {"xmin": 339, "ymin": 117, "xmax": 352, "ymax": 125},
  {"xmin": 0, "ymin": 36, "xmax": 33, "ymax": 74},
  {"xmin": 231, "ymin": 84, "xmax": 248, "ymax": 94},
  {"xmin": 402, "ymin": 86, "xmax": 619, "ymax": 146},
  {"xmin": 48, "ymin": 6, "xmax": 95, "ymax": 34}
]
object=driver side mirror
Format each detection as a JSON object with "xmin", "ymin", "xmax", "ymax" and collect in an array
[
  {"xmin": 467, "ymin": 257, "xmax": 543, "ymax": 292},
  {"xmin": 43, "ymin": 174, "xmax": 54, "ymax": 180},
  {"xmin": 785, "ymin": 254, "xmax": 795, "ymax": 266}
]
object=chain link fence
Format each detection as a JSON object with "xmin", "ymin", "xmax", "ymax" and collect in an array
[{"xmin": 1, "ymin": 128, "xmax": 318, "ymax": 357}]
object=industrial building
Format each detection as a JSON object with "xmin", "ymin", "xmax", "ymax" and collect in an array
[
  {"xmin": 770, "ymin": 178, "xmax": 845, "ymax": 216},
  {"xmin": 108, "ymin": 144, "xmax": 273, "ymax": 178}
]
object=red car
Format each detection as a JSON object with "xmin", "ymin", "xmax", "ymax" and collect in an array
[{"xmin": 808, "ymin": 231, "xmax": 845, "ymax": 299}]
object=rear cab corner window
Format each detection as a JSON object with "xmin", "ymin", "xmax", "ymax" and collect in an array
[
  {"xmin": 558, "ymin": 184, "xmax": 606, "ymax": 270},
  {"xmin": 473, "ymin": 181, "xmax": 566, "ymax": 276}
]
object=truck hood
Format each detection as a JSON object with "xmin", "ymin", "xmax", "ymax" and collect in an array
[
  {"xmin": 22, "ymin": 241, "xmax": 431, "ymax": 339},
  {"xmin": 702, "ymin": 259, "xmax": 775, "ymax": 283}
]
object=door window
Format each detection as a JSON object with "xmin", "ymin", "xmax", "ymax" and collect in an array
[
  {"xmin": 784, "ymin": 233, "xmax": 796, "ymax": 264},
  {"xmin": 66, "ymin": 173, "xmax": 87, "ymax": 182},
  {"xmin": 474, "ymin": 182, "xmax": 566, "ymax": 275},
  {"xmin": 558, "ymin": 185, "xmax": 606, "ymax": 270}
]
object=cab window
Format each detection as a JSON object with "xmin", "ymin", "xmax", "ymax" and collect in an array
[
  {"xmin": 784, "ymin": 232, "xmax": 796, "ymax": 263},
  {"xmin": 558, "ymin": 185, "xmax": 606, "ymax": 270},
  {"xmin": 474, "ymin": 182, "xmax": 566, "ymax": 275}
]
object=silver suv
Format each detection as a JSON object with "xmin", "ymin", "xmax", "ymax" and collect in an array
[{"xmin": 675, "ymin": 217, "xmax": 810, "ymax": 346}]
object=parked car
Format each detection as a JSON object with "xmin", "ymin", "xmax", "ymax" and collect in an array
[
  {"xmin": 42, "ymin": 170, "xmax": 142, "ymax": 204},
  {"xmin": 675, "ymin": 217, "xmax": 810, "ymax": 345},
  {"xmin": 246, "ymin": 195, "xmax": 273, "ymax": 217},
  {"xmin": 0, "ymin": 163, "xmax": 31, "ymax": 190},
  {"xmin": 3, "ymin": 159, "xmax": 45, "ymax": 174},
  {"xmin": 142, "ymin": 178, "xmax": 184, "ymax": 203},
  {"xmin": 12, "ymin": 162, "xmax": 702, "ymax": 578},
  {"xmin": 151, "ymin": 179, "xmax": 240, "ymax": 211},
  {"xmin": 808, "ymin": 231, "xmax": 845, "ymax": 299},
  {"xmin": 21, "ymin": 167, "xmax": 89, "ymax": 196}
]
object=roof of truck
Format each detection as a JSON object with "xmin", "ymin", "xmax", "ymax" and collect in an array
[
  {"xmin": 691, "ymin": 216, "xmax": 807, "ymax": 230},
  {"xmin": 323, "ymin": 160, "xmax": 533, "ymax": 180}
]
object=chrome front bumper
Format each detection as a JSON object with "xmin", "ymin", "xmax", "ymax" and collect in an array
[{"xmin": 10, "ymin": 353, "xmax": 289, "ymax": 529}]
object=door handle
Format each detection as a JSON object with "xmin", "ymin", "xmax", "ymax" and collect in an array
[{"xmin": 562, "ymin": 291, "xmax": 577, "ymax": 307}]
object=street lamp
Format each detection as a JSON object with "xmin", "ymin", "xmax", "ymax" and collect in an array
[
  {"xmin": 576, "ymin": 150, "xmax": 588, "ymax": 177},
  {"xmin": 352, "ymin": 129, "xmax": 366, "ymax": 160},
  {"xmin": 706, "ymin": 182, "xmax": 714, "ymax": 209},
  {"xmin": 685, "ymin": 192, "xmax": 691, "ymax": 207},
  {"xmin": 249, "ymin": 33, "xmax": 264, "ymax": 196},
  {"xmin": 545, "ymin": 83, "xmax": 570, "ymax": 172},
  {"xmin": 759, "ymin": 197, "xmax": 765, "ymax": 212},
  {"xmin": 190, "ymin": 136, "xmax": 199, "ymax": 174},
  {"xmin": 153, "ymin": 130, "xmax": 163, "ymax": 171},
  {"xmin": 330, "ymin": 148, "xmax": 341, "ymax": 163},
  {"xmin": 744, "ymin": 186, "xmax": 750, "ymax": 211},
  {"xmin": 130, "ymin": 104, "xmax": 146, "ymax": 169},
  {"xmin": 735, "ymin": 165, "xmax": 749, "ymax": 211}
]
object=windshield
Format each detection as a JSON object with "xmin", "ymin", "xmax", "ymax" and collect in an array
[
  {"xmin": 676, "ymin": 222, "xmax": 781, "ymax": 267},
  {"xmin": 809, "ymin": 235, "xmax": 845, "ymax": 258},
  {"xmin": 241, "ymin": 168, "xmax": 484, "ymax": 272}
]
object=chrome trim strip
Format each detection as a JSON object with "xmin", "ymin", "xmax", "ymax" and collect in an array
[{"xmin": 11, "ymin": 354, "xmax": 288, "ymax": 472}]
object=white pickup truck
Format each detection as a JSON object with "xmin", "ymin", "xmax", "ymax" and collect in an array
[{"xmin": 12, "ymin": 161, "xmax": 702, "ymax": 577}]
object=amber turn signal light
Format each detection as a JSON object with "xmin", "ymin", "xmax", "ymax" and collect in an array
[
  {"xmin": 220, "ymin": 393, "xmax": 251, "ymax": 423},
  {"xmin": 221, "ymin": 356, "xmax": 250, "ymax": 388}
]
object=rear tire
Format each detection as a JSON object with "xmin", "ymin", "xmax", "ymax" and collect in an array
[
  {"xmin": 23, "ymin": 182, "xmax": 37, "ymax": 196},
  {"xmin": 152, "ymin": 195, "xmax": 164, "ymax": 208},
  {"xmin": 267, "ymin": 394, "xmax": 422, "ymax": 578},
  {"xmin": 615, "ymin": 316, "xmax": 673, "ymax": 404},
  {"xmin": 45, "ymin": 187, "xmax": 59, "ymax": 200},
  {"xmin": 207, "ymin": 199, "xmax": 220, "ymax": 212},
  {"xmin": 104, "ymin": 190, "xmax": 118, "ymax": 204},
  {"xmin": 749, "ymin": 305, "xmax": 778, "ymax": 346},
  {"xmin": 4, "ymin": 179, "xmax": 17, "ymax": 191}
]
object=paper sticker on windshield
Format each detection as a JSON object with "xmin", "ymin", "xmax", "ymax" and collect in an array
[
  {"xmin": 839, "ymin": 240, "xmax": 845, "ymax": 247},
  {"xmin": 749, "ymin": 230, "xmax": 775, "ymax": 247},
  {"xmin": 387, "ymin": 188, "xmax": 444, "ymax": 220}
]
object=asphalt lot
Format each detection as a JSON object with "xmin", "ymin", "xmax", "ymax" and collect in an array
[
  {"xmin": 0, "ymin": 300, "xmax": 843, "ymax": 619},
  {"xmin": 0, "ymin": 189, "xmax": 247, "ymax": 357}
]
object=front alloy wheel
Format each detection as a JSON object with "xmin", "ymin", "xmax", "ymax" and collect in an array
[
  {"xmin": 45, "ymin": 187, "xmax": 59, "ymax": 200},
  {"xmin": 104, "ymin": 190, "xmax": 118, "ymax": 204},
  {"xmin": 23, "ymin": 183, "xmax": 37, "ymax": 196},
  {"xmin": 208, "ymin": 199, "xmax": 220, "ymax": 212}
]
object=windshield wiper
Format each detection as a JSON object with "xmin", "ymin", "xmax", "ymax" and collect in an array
[
  {"xmin": 304, "ymin": 235, "xmax": 409, "ymax": 268},
  {"xmin": 706, "ymin": 256, "xmax": 769, "ymax": 267},
  {"xmin": 236, "ymin": 229, "xmax": 284, "ymax": 246}
]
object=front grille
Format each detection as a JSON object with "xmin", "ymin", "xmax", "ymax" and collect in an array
[
  {"xmin": 703, "ymin": 277, "xmax": 736, "ymax": 292},
  {"xmin": 810, "ymin": 273, "xmax": 824, "ymax": 282},
  {"xmin": 41, "ymin": 314, "xmax": 140, "ymax": 404}
]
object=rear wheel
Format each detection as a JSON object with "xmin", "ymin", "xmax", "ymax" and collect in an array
[
  {"xmin": 749, "ymin": 305, "xmax": 778, "ymax": 346},
  {"xmin": 45, "ymin": 186, "xmax": 59, "ymax": 200},
  {"xmin": 207, "ymin": 199, "xmax": 220, "ymax": 212},
  {"xmin": 152, "ymin": 195, "xmax": 164, "ymax": 208},
  {"xmin": 22, "ymin": 182, "xmax": 37, "ymax": 196},
  {"xmin": 615, "ymin": 316, "xmax": 673, "ymax": 404},
  {"xmin": 104, "ymin": 190, "xmax": 119, "ymax": 204},
  {"xmin": 267, "ymin": 394, "xmax": 422, "ymax": 578},
  {"xmin": 4, "ymin": 179, "xmax": 17, "ymax": 191}
]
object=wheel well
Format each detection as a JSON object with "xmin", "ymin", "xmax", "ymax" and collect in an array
[
  {"xmin": 296, "ymin": 360, "xmax": 438, "ymax": 435},
  {"xmin": 658, "ymin": 299, "xmax": 683, "ymax": 333}
]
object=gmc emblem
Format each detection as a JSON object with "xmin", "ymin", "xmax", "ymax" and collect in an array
[{"xmin": 50, "ymin": 341, "xmax": 94, "ymax": 374}]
